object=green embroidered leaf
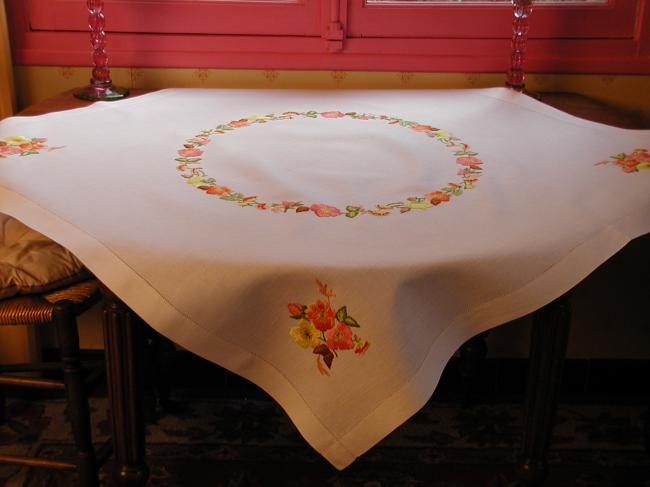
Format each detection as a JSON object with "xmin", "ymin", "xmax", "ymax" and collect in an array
[
  {"xmin": 336, "ymin": 306, "xmax": 347, "ymax": 322},
  {"xmin": 305, "ymin": 111, "xmax": 318, "ymax": 118},
  {"xmin": 344, "ymin": 317, "xmax": 360, "ymax": 328},
  {"xmin": 175, "ymin": 157, "xmax": 189, "ymax": 163},
  {"xmin": 185, "ymin": 158, "xmax": 202, "ymax": 163},
  {"xmin": 215, "ymin": 124, "xmax": 233, "ymax": 131},
  {"xmin": 345, "ymin": 206, "xmax": 360, "ymax": 218},
  {"xmin": 220, "ymin": 192, "xmax": 244, "ymax": 201}
]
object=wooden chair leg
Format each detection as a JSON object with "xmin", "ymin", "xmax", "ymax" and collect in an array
[
  {"xmin": 53, "ymin": 300, "xmax": 99, "ymax": 487},
  {"xmin": 101, "ymin": 287, "xmax": 149, "ymax": 487},
  {"xmin": 516, "ymin": 292, "xmax": 572, "ymax": 486},
  {"xmin": 458, "ymin": 331, "xmax": 490, "ymax": 405}
]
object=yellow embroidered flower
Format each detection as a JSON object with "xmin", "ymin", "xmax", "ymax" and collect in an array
[
  {"xmin": 2, "ymin": 135, "xmax": 29, "ymax": 145},
  {"xmin": 248, "ymin": 114, "xmax": 272, "ymax": 122},
  {"xmin": 405, "ymin": 199, "xmax": 433, "ymax": 210},
  {"xmin": 289, "ymin": 319, "xmax": 320, "ymax": 349},
  {"xmin": 432, "ymin": 130, "xmax": 451, "ymax": 140},
  {"xmin": 185, "ymin": 175, "xmax": 207, "ymax": 186}
]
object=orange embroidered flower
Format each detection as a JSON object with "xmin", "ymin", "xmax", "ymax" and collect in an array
[
  {"xmin": 287, "ymin": 302, "xmax": 304, "ymax": 317},
  {"xmin": 410, "ymin": 124, "xmax": 436, "ymax": 132},
  {"xmin": 320, "ymin": 111, "xmax": 345, "ymax": 118},
  {"xmin": 598, "ymin": 148, "xmax": 650, "ymax": 173},
  {"xmin": 325, "ymin": 323, "xmax": 354, "ymax": 351},
  {"xmin": 310, "ymin": 204, "xmax": 342, "ymax": 218},
  {"xmin": 178, "ymin": 147, "xmax": 203, "ymax": 158},
  {"xmin": 206, "ymin": 185, "xmax": 231, "ymax": 195},
  {"xmin": 228, "ymin": 119, "xmax": 249, "ymax": 128},
  {"xmin": 456, "ymin": 156, "xmax": 481, "ymax": 166},
  {"xmin": 426, "ymin": 191, "xmax": 451, "ymax": 205},
  {"xmin": 355, "ymin": 341, "xmax": 370, "ymax": 355},
  {"xmin": 307, "ymin": 300, "xmax": 335, "ymax": 332}
]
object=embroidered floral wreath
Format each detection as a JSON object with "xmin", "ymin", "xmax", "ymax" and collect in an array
[{"xmin": 175, "ymin": 111, "xmax": 484, "ymax": 218}]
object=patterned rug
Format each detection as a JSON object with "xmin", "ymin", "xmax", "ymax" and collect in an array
[{"xmin": 1, "ymin": 396, "xmax": 648, "ymax": 486}]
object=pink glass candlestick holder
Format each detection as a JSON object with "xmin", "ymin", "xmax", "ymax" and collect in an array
[
  {"xmin": 74, "ymin": 0, "xmax": 128, "ymax": 101},
  {"xmin": 505, "ymin": 0, "xmax": 533, "ymax": 92}
]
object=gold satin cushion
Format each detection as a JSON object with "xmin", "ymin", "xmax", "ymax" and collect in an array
[{"xmin": 0, "ymin": 213, "xmax": 89, "ymax": 300}]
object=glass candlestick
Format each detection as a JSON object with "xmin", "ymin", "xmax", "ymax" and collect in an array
[
  {"xmin": 74, "ymin": 0, "xmax": 129, "ymax": 101},
  {"xmin": 505, "ymin": 0, "xmax": 533, "ymax": 92}
]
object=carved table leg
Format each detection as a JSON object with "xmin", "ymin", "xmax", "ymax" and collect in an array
[
  {"xmin": 142, "ymin": 325, "xmax": 180, "ymax": 419},
  {"xmin": 515, "ymin": 292, "xmax": 572, "ymax": 486},
  {"xmin": 54, "ymin": 300, "xmax": 99, "ymax": 487},
  {"xmin": 101, "ymin": 287, "xmax": 149, "ymax": 487},
  {"xmin": 459, "ymin": 331, "xmax": 490, "ymax": 405}
]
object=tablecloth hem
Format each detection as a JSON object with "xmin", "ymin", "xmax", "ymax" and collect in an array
[
  {"xmin": 0, "ymin": 186, "xmax": 361, "ymax": 470},
  {"xmin": 336, "ymin": 212, "xmax": 648, "ymax": 458},
  {"xmin": 1, "ymin": 187, "xmax": 648, "ymax": 470}
]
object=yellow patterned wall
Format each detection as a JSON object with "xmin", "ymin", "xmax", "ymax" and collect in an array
[
  {"xmin": 0, "ymin": 0, "xmax": 15, "ymax": 118},
  {"xmin": 13, "ymin": 66, "xmax": 650, "ymax": 120}
]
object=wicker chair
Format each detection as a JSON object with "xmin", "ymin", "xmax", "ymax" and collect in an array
[{"xmin": 0, "ymin": 278, "xmax": 111, "ymax": 487}]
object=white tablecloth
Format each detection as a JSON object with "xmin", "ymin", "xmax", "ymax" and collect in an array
[{"xmin": 1, "ymin": 88, "xmax": 648, "ymax": 469}]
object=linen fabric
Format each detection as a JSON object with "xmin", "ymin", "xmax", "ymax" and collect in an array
[{"xmin": 0, "ymin": 88, "xmax": 648, "ymax": 469}]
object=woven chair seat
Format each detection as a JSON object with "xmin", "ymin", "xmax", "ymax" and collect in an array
[{"xmin": 0, "ymin": 279, "xmax": 100, "ymax": 326}]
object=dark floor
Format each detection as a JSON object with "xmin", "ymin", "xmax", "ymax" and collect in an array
[{"xmin": 1, "ymin": 354, "xmax": 649, "ymax": 487}]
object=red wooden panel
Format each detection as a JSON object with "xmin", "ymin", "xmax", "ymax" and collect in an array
[
  {"xmin": 5, "ymin": 0, "xmax": 650, "ymax": 73},
  {"xmin": 27, "ymin": 0, "xmax": 321, "ymax": 36},
  {"xmin": 348, "ymin": 0, "xmax": 639, "ymax": 39}
]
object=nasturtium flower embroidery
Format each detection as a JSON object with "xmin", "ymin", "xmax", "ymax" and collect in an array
[
  {"xmin": 175, "ymin": 111, "xmax": 484, "ymax": 218},
  {"xmin": 0, "ymin": 136, "xmax": 63, "ymax": 158},
  {"xmin": 289, "ymin": 279, "xmax": 369, "ymax": 376},
  {"xmin": 289, "ymin": 319, "xmax": 321, "ymax": 349},
  {"xmin": 597, "ymin": 148, "xmax": 650, "ymax": 173}
]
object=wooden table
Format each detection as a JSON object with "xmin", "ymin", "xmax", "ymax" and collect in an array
[{"xmin": 17, "ymin": 88, "xmax": 649, "ymax": 486}]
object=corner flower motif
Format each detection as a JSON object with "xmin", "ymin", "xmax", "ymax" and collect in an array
[
  {"xmin": 288, "ymin": 279, "xmax": 369, "ymax": 376},
  {"xmin": 597, "ymin": 148, "xmax": 650, "ymax": 173},
  {"xmin": 0, "ymin": 136, "xmax": 62, "ymax": 158}
]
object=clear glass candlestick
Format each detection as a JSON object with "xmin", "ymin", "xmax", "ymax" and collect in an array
[
  {"xmin": 74, "ymin": 0, "xmax": 129, "ymax": 101},
  {"xmin": 505, "ymin": 0, "xmax": 533, "ymax": 92}
]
